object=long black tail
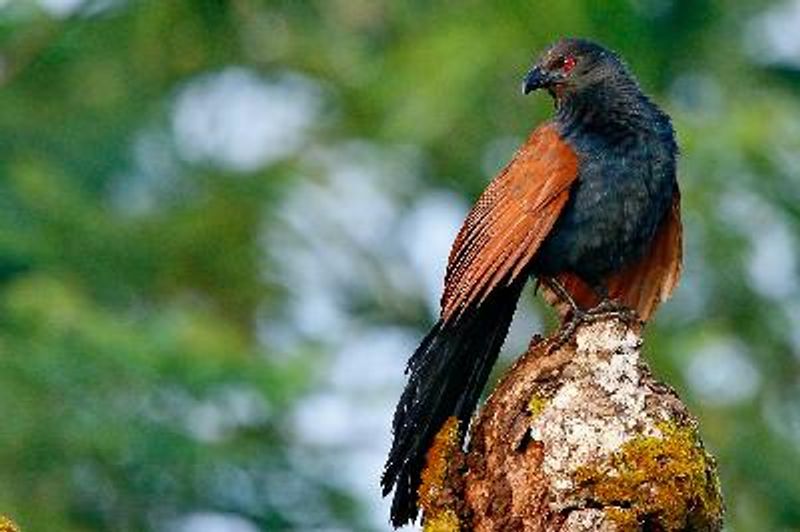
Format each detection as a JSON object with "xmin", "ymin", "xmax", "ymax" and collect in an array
[{"xmin": 381, "ymin": 279, "xmax": 524, "ymax": 527}]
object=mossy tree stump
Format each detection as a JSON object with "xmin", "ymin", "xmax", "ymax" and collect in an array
[{"xmin": 419, "ymin": 316, "xmax": 723, "ymax": 532}]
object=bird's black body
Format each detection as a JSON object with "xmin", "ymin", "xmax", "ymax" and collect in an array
[
  {"xmin": 534, "ymin": 55, "xmax": 678, "ymax": 287},
  {"xmin": 382, "ymin": 38, "xmax": 679, "ymax": 528}
]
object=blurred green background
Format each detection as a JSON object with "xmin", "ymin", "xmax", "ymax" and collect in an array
[{"xmin": 0, "ymin": 0, "xmax": 799, "ymax": 530}]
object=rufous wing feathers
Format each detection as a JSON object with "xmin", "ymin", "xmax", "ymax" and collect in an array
[{"xmin": 440, "ymin": 124, "xmax": 580, "ymax": 323}]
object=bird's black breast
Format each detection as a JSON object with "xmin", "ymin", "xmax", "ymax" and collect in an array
[{"xmin": 533, "ymin": 119, "xmax": 677, "ymax": 286}]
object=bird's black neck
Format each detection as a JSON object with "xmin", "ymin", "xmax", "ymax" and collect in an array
[{"xmin": 554, "ymin": 79, "xmax": 665, "ymax": 147}]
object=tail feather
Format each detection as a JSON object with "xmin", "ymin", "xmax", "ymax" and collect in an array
[{"xmin": 382, "ymin": 279, "xmax": 524, "ymax": 527}]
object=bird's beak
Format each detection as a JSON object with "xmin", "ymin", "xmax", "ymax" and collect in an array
[{"xmin": 522, "ymin": 67, "xmax": 551, "ymax": 95}]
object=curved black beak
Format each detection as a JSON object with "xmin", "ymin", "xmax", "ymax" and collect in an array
[{"xmin": 522, "ymin": 67, "xmax": 551, "ymax": 95}]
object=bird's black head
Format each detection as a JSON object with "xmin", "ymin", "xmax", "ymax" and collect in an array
[{"xmin": 523, "ymin": 38, "xmax": 634, "ymax": 104}]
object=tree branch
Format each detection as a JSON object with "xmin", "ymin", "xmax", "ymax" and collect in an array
[{"xmin": 419, "ymin": 316, "xmax": 724, "ymax": 532}]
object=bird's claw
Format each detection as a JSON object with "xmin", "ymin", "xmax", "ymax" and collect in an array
[
  {"xmin": 546, "ymin": 299, "xmax": 639, "ymax": 353},
  {"xmin": 547, "ymin": 308, "xmax": 588, "ymax": 353},
  {"xmin": 586, "ymin": 298, "xmax": 640, "ymax": 323}
]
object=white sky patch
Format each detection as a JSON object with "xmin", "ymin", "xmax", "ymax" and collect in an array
[
  {"xmin": 784, "ymin": 300, "xmax": 800, "ymax": 354},
  {"xmin": 328, "ymin": 327, "xmax": 413, "ymax": 393},
  {"xmin": 299, "ymin": 144, "xmax": 404, "ymax": 250},
  {"xmin": 184, "ymin": 387, "xmax": 270, "ymax": 443},
  {"xmin": 172, "ymin": 68, "xmax": 321, "ymax": 172},
  {"xmin": 38, "ymin": 0, "xmax": 84, "ymax": 17},
  {"xmin": 292, "ymin": 392, "xmax": 355, "ymax": 448},
  {"xmin": 747, "ymin": 219, "xmax": 798, "ymax": 301},
  {"xmin": 292, "ymin": 326, "xmax": 413, "ymax": 449},
  {"xmin": 746, "ymin": 0, "xmax": 800, "ymax": 67},
  {"xmin": 260, "ymin": 140, "xmax": 434, "ymax": 529},
  {"xmin": 685, "ymin": 337, "xmax": 761, "ymax": 406},
  {"xmin": 502, "ymin": 299, "xmax": 543, "ymax": 363},
  {"xmin": 291, "ymin": 325, "xmax": 417, "ymax": 528},
  {"xmin": 718, "ymin": 188, "xmax": 799, "ymax": 302},
  {"xmin": 169, "ymin": 512, "xmax": 259, "ymax": 532},
  {"xmin": 399, "ymin": 192, "xmax": 467, "ymax": 314},
  {"xmin": 262, "ymin": 142, "xmax": 426, "ymax": 345}
]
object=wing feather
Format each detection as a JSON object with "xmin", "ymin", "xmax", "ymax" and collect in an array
[{"xmin": 440, "ymin": 124, "xmax": 579, "ymax": 322}]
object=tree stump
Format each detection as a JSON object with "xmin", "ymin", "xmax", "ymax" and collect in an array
[{"xmin": 418, "ymin": 316, "xmax": 724, "ymax": 532}]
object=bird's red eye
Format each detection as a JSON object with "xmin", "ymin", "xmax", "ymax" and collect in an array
[{"xmin": 563, "ymin": 55, "xmax": 577, "ymax": 73}]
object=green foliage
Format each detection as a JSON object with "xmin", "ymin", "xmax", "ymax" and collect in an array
[
  {"xmin": 0, "ymin": 274, "xmax": 341, "ymax": 530},
  {"xmin": 0, "ymin": 1, "xmax": 799, "ymax": 530}
]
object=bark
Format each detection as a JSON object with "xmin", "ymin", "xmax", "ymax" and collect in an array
[{"xmin": 419, "ymin": 316, "xmax": 724, "ymax": 532}]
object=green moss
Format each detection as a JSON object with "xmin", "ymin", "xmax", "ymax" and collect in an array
[
  {"xmin": 419, "ymin": 417, "xmax": 462, "ymax": 532},
  {"xmin": 527, "ymin": 393, "xmax": 548, "ymax": 418},
  {"xmin": 423, "ymin": 509, "xmax": 460, "ymax": 532},
  {"xmin": 605, "ymin": 507, "xmax": 639, "ymax": 530},
  {"xmin": 574, "ymin": 422, "xmax": 723, "ymax": 531},
  {"xmin": 0, "ymin": 516, "xmax": 20, "ymax": 532}
]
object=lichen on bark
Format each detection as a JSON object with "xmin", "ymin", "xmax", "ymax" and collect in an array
[
  {"xmin": 418, "ymin": 316, "xmax": 723, "ymax": 531},
  {"xmin": 419, "ymin": 416, "xmax": 467, "ymax": 532},
  {"xmin": 0, "ymin": 516, "xmax": 20, "ymax": 532},
  {"xmin": 573, "ymin": 421, "xmax": 722, "ymax": 531}
]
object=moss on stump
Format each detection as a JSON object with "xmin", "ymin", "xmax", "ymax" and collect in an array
[{"xmin": 416, "ymin": 316, "xmax": 724, "ymax": 531}]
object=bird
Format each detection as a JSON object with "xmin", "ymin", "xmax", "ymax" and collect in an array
[{"xmin": 381, "ymin": 37, "xmax": 682, "ymax": 527}]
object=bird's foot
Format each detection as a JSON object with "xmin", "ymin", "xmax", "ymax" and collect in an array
[
  {"xmin": 547, "ymin": 309, "xmax": 589, "ymax": 353},
  {"xmin": 585, "ymin": 298, "xmax": 640, "ymax": 324},
  {"xmin": 547, "ymin": 300, "xmax": 639, "ymax": 353}
]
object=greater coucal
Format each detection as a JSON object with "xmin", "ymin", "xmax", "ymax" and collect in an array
[{"xmin": 382, "ymin": 38, "xmax": 682, "ymax": 527}]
